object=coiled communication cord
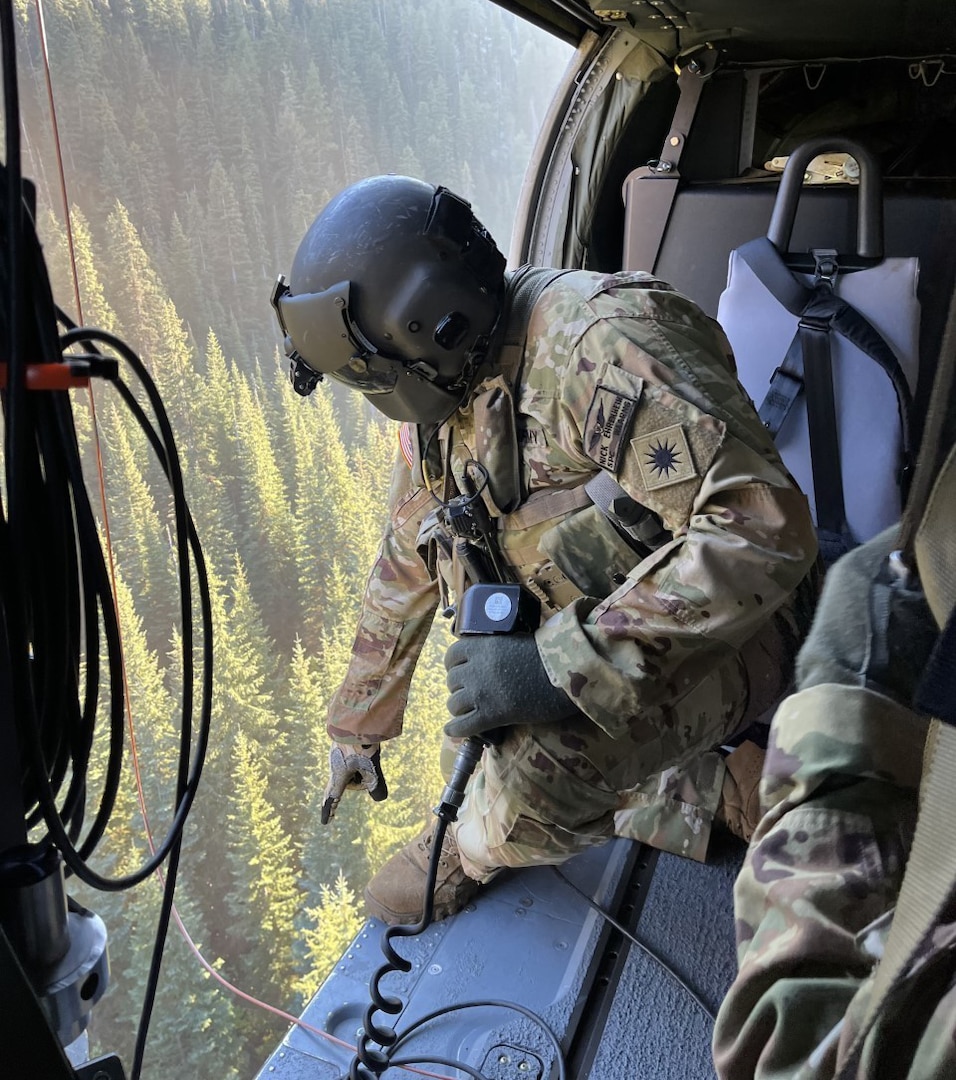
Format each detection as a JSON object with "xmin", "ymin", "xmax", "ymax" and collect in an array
[{"xmin": 348, "ymin": 736, "xmax": 485, "ymax": 1079}]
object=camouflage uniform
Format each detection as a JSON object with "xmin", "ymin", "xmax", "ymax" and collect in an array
[
  {"xmin": 708, "ymin": 429, "xmax": 954, "ymax": 1080},
  {"xmin": 327, "ymin": 270, "xmax": 818, "ymax": 871},
  {"xmin": 712, "ymin": 684, "xmax": 948, "ymax": 1078}
]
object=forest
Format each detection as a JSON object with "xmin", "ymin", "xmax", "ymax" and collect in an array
[{"xmin": 10, "ymin": 0, "xmax": 572, "ymax": 1074}]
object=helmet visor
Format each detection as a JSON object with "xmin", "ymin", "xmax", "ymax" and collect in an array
[{"xmin": 273, "ymin": 278, "xmax": 383, "ymax": 378}]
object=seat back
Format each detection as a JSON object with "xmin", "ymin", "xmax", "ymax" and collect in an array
[{"xmin": 716, "ymin": 139, "xmax": 919, "ymax": 555}]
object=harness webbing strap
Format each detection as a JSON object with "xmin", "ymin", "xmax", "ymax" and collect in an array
[
  {"xmin": 737, "ymin": 237, "xmax": 914, "ymax": 557},
  {"xmin": 479, "ymin": 265, "xmax": 573, "ymax": 514}
]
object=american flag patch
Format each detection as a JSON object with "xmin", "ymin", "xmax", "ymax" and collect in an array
[{"xmin": 399, "ymin": 423, "xmax": 415, "ymax": 470}]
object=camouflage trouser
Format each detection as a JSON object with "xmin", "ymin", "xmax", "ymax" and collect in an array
[{"xmin": 447, "ymin": 573, "xmax": 819, "ymax": 877}]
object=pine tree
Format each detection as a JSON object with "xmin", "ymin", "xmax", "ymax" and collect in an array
[
  {"xmin": 294, "ymin": 871, "xmax": 364, "ymax": 1003},
  {"xmin": 231, "ymin": 375, "xmax": 300, "ymax": 646},
  {"xmin": 101, "ymin": 409, "xmax": 180, "ymax": 654},
  {"xmin": 273, "ymin": 636, "xmax": 326, "ymax": 839},
  {"xmin": 101, "ymin": 199, "xmax": 170, "ymax": 365},
  {"xmin": 224, "ymin": 730, "xmax": 302, "ymax": 1057}
]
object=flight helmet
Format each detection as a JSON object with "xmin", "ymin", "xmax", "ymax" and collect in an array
[{"xmin": 271, "ymin": 175, "xmax": 506, "ymax": 424}]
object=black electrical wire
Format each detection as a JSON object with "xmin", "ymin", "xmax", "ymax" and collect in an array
[
  {"xmin": 45, "ymin": 325, "xmax": 211, "ymax": 1075},
  {"xmin": 390, "ymin": 998, "xmax": 567, "ymax": 1080},
  {"xmin": 549, "ymin": 866, "xmax": 717, "ymax": 1023},
  {"xmin": 15, "ymin": 356, "xmax": 128, "ymax": 855},
  {"xmin": 349, "ymin": 814, "xmax": 453, "ymax": 1078},
  {"xmin": 52, "ymin": 324, "xmax": 214, "ymax": 888},
  {"xmin": 54, "ymin": 328, "xmax": 214, "ymax": 1080},
  {"xmin": 350, "ymin": 736, "xmax": 568, "ymax": 1080},
  {"xmin": 131, "ymin": 827, "xmax": 185, "ymax": 1080},
  {"xmin": 387, "ymin": 1057, "xmax": 488, "ymax": 1080}
]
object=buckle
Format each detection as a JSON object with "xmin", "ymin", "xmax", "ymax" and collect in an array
[{"xmin": 811, "ymin": 247, "xmax": 839, "ymax": 288}]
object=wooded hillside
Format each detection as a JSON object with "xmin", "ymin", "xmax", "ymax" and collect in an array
[{"xmin": 12, "ymin": 0, "xmax": 570, "ymax": 1073}]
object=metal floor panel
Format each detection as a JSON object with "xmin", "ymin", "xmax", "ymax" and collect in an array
[
  {"xmin": 255, "ymin": 833, "xmax": 746, "ymax": 1080},
  {"xmin": 585, "ymin": 830, "xmax": 746, "ymax": 1080}
]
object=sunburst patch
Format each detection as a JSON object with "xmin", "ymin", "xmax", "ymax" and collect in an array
[{"xmin": 632, "ymin": 423, "xmax": 695, "ymax": 489}]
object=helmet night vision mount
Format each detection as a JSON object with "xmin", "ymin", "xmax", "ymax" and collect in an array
[{"xmin": 271, "ymin": 175, "xmax": 506, "ymax": 425}]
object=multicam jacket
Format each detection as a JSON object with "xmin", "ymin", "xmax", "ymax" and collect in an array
[
  {"xmin": 326, "ymin": 269, "xmax": 817, "ymax": 747},
  {"xmin": 714, "ymin": 446, "xmax": 956, "ymax": 1078},
  {"xmin": 712, "ymin": 682, "xmax": 954, "ymax": 1079}
]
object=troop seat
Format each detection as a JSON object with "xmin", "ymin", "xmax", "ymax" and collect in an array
[{"xmin": 622, "ymin": 174, "xmax": 956, "ymax": 424}]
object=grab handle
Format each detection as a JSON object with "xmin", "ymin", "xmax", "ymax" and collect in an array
[{"xmin": 767, "ymin": 136, "xmax": 884, "ymax": 259}]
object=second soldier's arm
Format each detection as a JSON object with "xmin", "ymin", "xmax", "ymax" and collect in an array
[
  {"xmin": 712, "ymin": 528, "xmax": 940, "ymax": 1078},
  {"xmin": 325, "ymin": 449, "xmax": 440, "ymax": 746}
]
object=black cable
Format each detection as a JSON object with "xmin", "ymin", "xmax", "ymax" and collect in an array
[
  {"xmin": 391, "ymin": 999, "xmax": 567, "ymax": 1080},
  {"xmin": 387, "ymin": 1058, "xmax": 488, "ymax": 1080},
  {"xmin": 349, "ymin": 815, "xmax": 452, "ymax": 1078},
  {"xmin": 350, "ymin": 738, "xmax": 567, "ymax": 1080},
  {"xmin": 549, "ymin": 866, "xmax": 717, "ymax": 1023},
  {"xmin": 131, "ymin": 829, "xmax": 186, "ymax": 1080},
  {"xmin": 48, "ymin": 325, "xmax": 214, "ymax": 888}
]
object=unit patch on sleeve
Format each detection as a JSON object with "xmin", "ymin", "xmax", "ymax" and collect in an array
[
  {"xmin": 617, "ymin": 382, "xmax": 726, "ymax": 531},
  {"xmin": 633, "ymin": 423, "xmax": 695, "ymax": 489},
  {"xmin": 584, "ymin": 383, "xmax": 641, "ymax": 472}
]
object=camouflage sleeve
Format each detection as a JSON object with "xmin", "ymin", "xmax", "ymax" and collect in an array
[
  {"xmin": 532, "ymin": 278, "xmax": 819, "ymax": 738},
  {"xmin": 712, "ymin": 683, "xmax": 929, "ymax": 1079},
  {"xmin": 713, "ymin": 523, "xmax": 949, "ymax": 1078},
  {"xmin": 326, "ymin": 451, "xmax": 439, "ymax": 744}
]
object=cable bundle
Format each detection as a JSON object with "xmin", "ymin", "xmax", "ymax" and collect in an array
[{"xmin": 0, "ymin": 4, "xmax": 211, "ymax": 1075}]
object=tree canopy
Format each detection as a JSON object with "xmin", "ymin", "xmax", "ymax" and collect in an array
[{"xmin": 13, "ymin": 0, "xmax": 571, "ymax": 1075}]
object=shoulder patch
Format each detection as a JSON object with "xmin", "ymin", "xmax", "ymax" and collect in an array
[
  {"xmin": 617, "ymin": 385, "xmax": 726, "ymax": 530},
  {"xmin": 584, "ymin": 383, "xmax": 642, "ymax": 472},
  {"xmin": 633, "ymin": 423, "xmax": 695, "ymax": 489}
]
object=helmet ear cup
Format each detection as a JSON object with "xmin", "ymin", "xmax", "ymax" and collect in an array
[{"xmin": 281, "ymin": 176, "xmax": 505, "ymax": 422}]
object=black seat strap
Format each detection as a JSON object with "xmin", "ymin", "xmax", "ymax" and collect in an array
[
  {"xmin": 798, "ymin": 308, "xmax": 851, "ymax": 560},
  {"xmin": 735, "ymin": 237, "xmax": 915, "ymax": 556}
]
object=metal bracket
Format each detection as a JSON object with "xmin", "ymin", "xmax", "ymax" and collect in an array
[{"xmin": 75, "ymin": 1054, "xmax": 127, "ymax": 1080}]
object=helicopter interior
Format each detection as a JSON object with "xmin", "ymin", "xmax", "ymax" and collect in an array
[{"xmin": 256, "ymin": 2, "xmax": 956, "ymax": 1078}]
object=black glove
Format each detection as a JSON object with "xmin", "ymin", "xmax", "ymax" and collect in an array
[
  {"xmin": 444, "ymin": 634, "xmax": 580, "ymax": 740},
  {"xmin": 320, "ymin": 741, "xmax": 389, "ymax": 825}
]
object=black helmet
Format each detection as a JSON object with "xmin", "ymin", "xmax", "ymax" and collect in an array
[{"xmin": 271, "ymin": 175, "xmax": 506, "ymax": 424}]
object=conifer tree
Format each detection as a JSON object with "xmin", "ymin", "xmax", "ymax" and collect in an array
[
  {"xmin": 232, "ymin": 375, "xmax": 300, "ymax": 646},
  {"xmin": 102, "ymin": 200, "xmax": 171, "ymax": 365},
  {"xmin": 39, "ymin": 205, "xmax": 119, "ymax": 332},
  {"xmin": 101, "ymin": 410, "xmax": 180, "ymax": 654},
  {"xmin": 224, "ymin": 730, "xmax": 302, "ymax": 1055},
  {"xmin": 294, "ymin": 871, "xmax": 364, "ymax": 1003}
]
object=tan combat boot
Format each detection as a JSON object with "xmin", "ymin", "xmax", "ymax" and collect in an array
[
  {"xmin": 715, "ymin": 740, "xmax": 766, "ymax": 842},
  {"xmin": 364, "ymin": 822, "xmax": 480, "ymax": 925}
]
